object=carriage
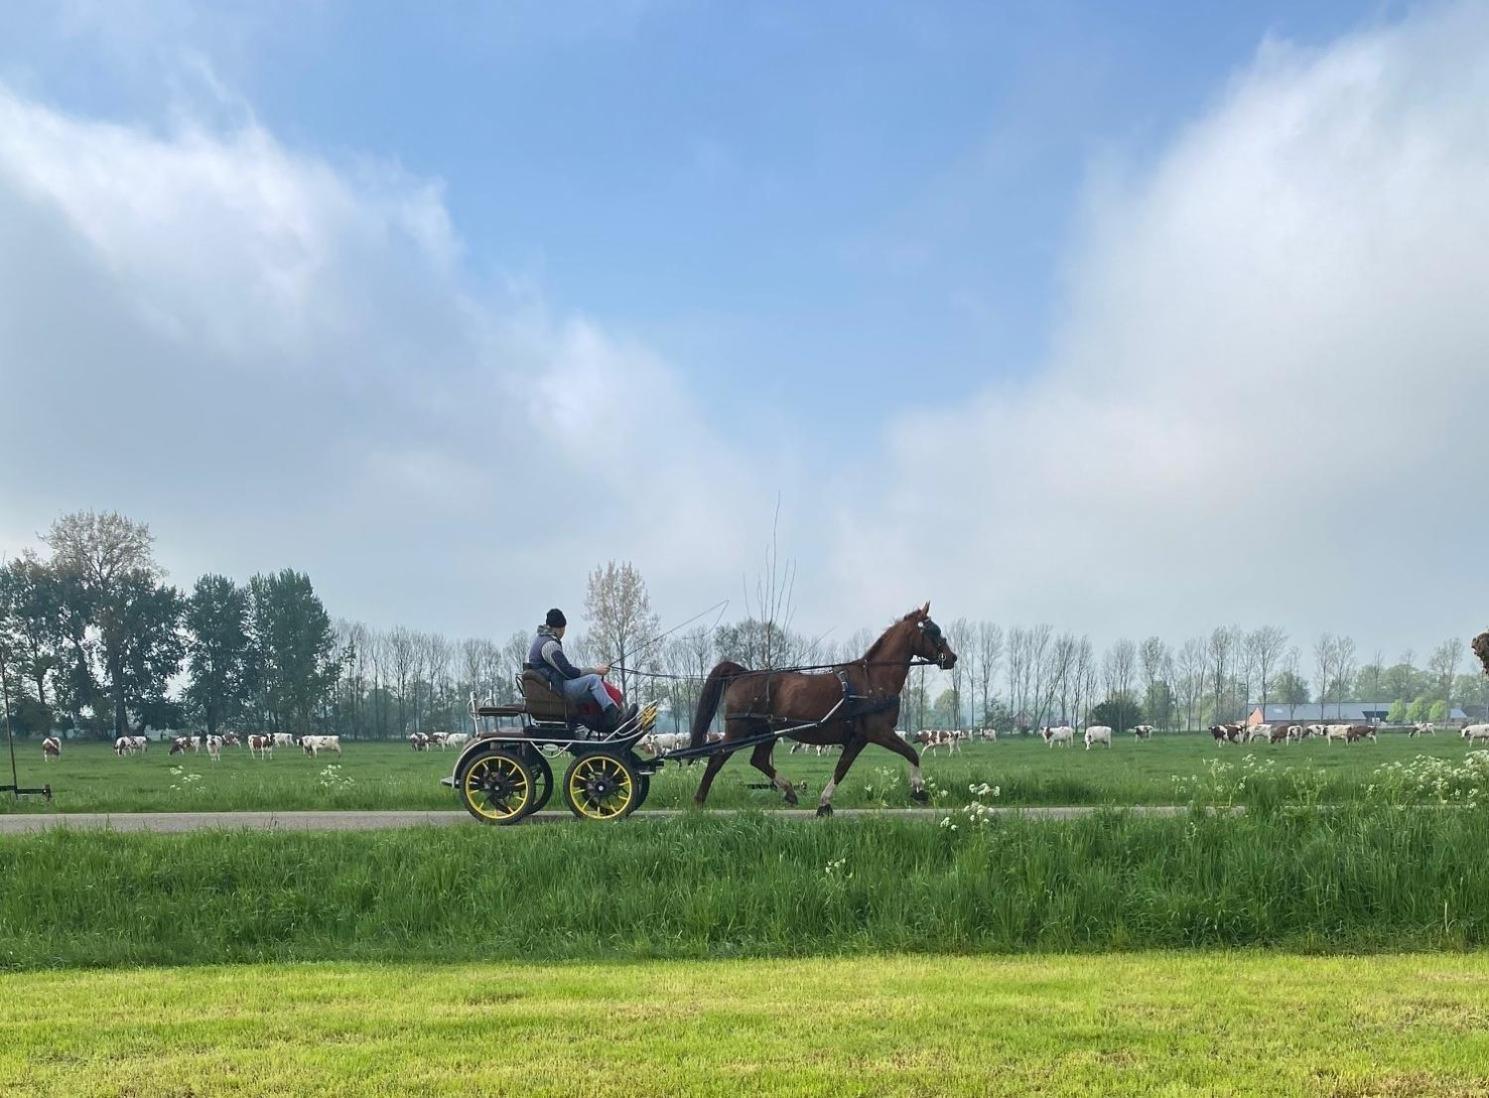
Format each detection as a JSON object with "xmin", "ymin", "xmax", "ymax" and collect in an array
[
  {"xmin": 443, "ymin": 605, "xmax": 959, "ymax": 824},
  {"xmin": 442, "ymin": 670, "xmax": 665, "ymax": 823}
]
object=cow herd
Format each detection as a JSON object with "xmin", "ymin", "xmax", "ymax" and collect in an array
[
  {"xmin": 407, "ymin": 732, "xmax": 470, "ymax": 751},
  {"xmin": 1038, "ymin": 724, "xmax": 1151, "ymax": 749},
  {"xmin": 107, "ymin": 731, "xmax": 344, "ymax": 762}
]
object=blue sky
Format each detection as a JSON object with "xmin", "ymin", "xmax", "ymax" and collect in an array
[
  {"xmin": 4, "ymin": 1, "xmax": 1487, "ymax": 660},
  {"xmin": 8, "ymin": 1, "xmax": 1382, "ymax": 421}
]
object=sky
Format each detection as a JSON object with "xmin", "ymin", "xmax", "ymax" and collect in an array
[{"xmin": 2, "ymin": 0, "xmax": 1487, "ymax": 661}]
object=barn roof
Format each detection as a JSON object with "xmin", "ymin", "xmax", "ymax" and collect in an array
[{"xmin": 1252, "ymin": 702, "xmax": 1468, "ymax": 722}]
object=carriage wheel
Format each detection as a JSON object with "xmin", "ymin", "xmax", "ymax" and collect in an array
[
  {"xmin": 562, "ymin": 753, "xmax": 642, "ymax": 821},
  {"xmin": 529, "ymin": 751, "xmax": 554, "ymax": 813},
  {"xmin": 633, "ymin": 772, "xmax": 652, "ymax": 812},
  {"xmin": 458, "ymin": 750, "xmax": 536, "ymax": 825}
]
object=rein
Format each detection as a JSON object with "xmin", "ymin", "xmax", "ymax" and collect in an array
[{"xmin": 610, "ymin": 657, "xmax": 941, "ymax": 683}]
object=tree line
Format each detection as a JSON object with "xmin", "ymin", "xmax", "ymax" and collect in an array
[{"xmin": 5, "ymin": 512, "xmax": 1485, "ymax": 740}]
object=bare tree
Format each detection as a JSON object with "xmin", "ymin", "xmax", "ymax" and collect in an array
[
  {"xmin": 584, "ymin": 561, "xmax": 660, "ymax": 697},
  {"xmin": 975, "ymin": 621, "xmax": 1003, "ymax": 727},
  {"xmin": 1175, "ymin": 637, "xmax": 1207, "ymax": 731},
  {"xmin": 945, "ymin": 617, "xmax": 970, "ymax": 727},
  {"xmin": 1333, "ymin": 635, "xmax": 1357, "ymax": 720},
  {"xmin": 1005, "ymin": 627, "xmax": 1029, "ymax": 730},
  {"xmin": 1313, "ymin": 633, "xmax": 1336, "ymax": 716},
  {"xmin": 1247, "ymin": 626, "xmax": 1288, "ymax": 712},
  {"xmin": 1207, "ymin": 626, "xmax": 1238, "ymax": 723},
  {"xmin": 1100, "ymin": 638, "xmax": 1137, "ymax": 733},
  {"xmin": 387, "ymin": 626, "xmax": 416, "ymax": 736}
]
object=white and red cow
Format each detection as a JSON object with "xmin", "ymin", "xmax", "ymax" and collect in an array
[
  {"xmin": 301, "ymin": 735, "xmax": 342, "ymax": 758},
  {"xmin": 1131, "ymin": 724, "xmax": 1154, "ymax": 740},
  {"xmin": 114, "ymin": 735, "xmax": 149, "ymax": 757},
  {"xmin": 1083, "ymin": 725, "xmax": 1113, "ymax": 750},
  {"xmin": 1042, "ymin": 725, "xmax": 1075, "ymax": 748},
  {"xmin": 41, "ymin": 736, "xmax": 61, "ymax": 762},
  {"xmin": 247, "ymin": 733, "xmax": 275, "ymax": 759},
  {"xmin": 408, "ymin": 732, "xmax": 431, "ymax": 751}
]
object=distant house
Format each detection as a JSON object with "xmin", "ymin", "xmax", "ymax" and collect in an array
[{"xmin": 1247, "ymin": 702, "xmax": 1468, "ymax": 727}]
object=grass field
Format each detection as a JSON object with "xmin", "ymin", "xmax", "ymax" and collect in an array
[
  {"xmin": 3, "ymin": 953, "xmax": 1487, "ymax": 1096},
  {"xmin": 6, "ymin": 809, "xmax": 1489, "ymax": 968},
  {"xmin": 5, "ymin": 730, "xmax": 1486, "ymax": 814}
]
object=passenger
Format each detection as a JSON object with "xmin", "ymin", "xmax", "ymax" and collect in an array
[{"xmin": 527, "ymin": 608, "xmax": 637, "ymax": 733}]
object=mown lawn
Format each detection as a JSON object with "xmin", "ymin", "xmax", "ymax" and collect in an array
[
  {"xmin": 2, "ymin": 953, "xmax": 1487, "ymax": 1096},
  {"xmin": 4, "ymin": 731, "xmax": 1483, "ymax": 814}
]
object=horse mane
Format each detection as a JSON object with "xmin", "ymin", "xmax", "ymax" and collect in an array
[{"xmin": 861, "ymin": 609, "xmax": 920, "ymax": 664}]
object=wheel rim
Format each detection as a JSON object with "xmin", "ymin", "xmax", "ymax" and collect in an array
[
  {"xmin": 463, "ymin": 754, "xmax": 531, "ymax": 821},
  {"xmin": 567, "ymin": 755, "xmax": 635, "ymax": 820}
]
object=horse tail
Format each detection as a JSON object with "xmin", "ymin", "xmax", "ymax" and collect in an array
[{"xmin": 691, "ymin": 661, "xmax": 746, "ymax": 748}]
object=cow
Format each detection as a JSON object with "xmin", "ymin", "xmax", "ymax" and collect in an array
[
  {"xmin": 1344, "ymin": 724, "xmax": 1377, "ymax": 744},
  {"xmin": 168, "ymin": 736, "xmax": 194, "ymax": 755},
  {"xmin": 1042, "ymin": 725, "xmax": 1074, "ymax": 748},
  {"xmin": 1208, "ymin": 724, "xmax": 1243, "ymax": 745},
  {"xmin": 1461, "ymin": 723, "xmax": 1489, "ymax": 744},
  {"xmin": 115, "ymin": 735, "xmax": 148, "ymax": 757},
  {"xmin": 1304, "ymin": 724, "xmax": 1328, "ymax": 740},
  {"xmin": 1410, "ymin": 722, "xmax": 1436, "ymax": 737},
  {"xmin": 1270, "ymin": 724, "xmax": 1293, "ymax": 744},
  {"xmin": 1084, "ymin": 725, "xmax": 1113, "ymax": 750},
  {"xmin": 247, "ymin": 733, "xmax": 274, "ymax": 759},
  {"xmin": 205, "ymin": 735, "xmax": 223, "ymax": 762},
  {"xmin": 272, "ymin": 733, "xmax": 298, "ymax": 748},
  {"xmin": 1245, "ymin": 724, "xmax": 1274, "ymax": 744},
  {"xmin": 408, "ymin": 732, "xmax": 430, "ymax": 751},
  {"xmin": 426, "ymin": 732, "xmax": 449, "ymax": 749},
  {"xmin": 980, "ymin": 727, "xmax": 998, "ymax": 743},
  {"xmin": 1322, "ymin": 724, "xmax": 1351, "ymax": 744},
  {"xmin": 41, "ymin": 736, "xmax": 60, "ymax": 762},
  {"xmin": 1132, "ymin": 724, "xmax": 1154, "ymax": 740},
  {"xmin": 222, "ymin": 733, "xmax": 241, "ymax": 748},
  {"xmin": 444, "ymin": 733, "xmax": 470, "ymax": 749},
  {"xmin": 301, "ymin": 735, "xmax": 342, "ymax": 758}
]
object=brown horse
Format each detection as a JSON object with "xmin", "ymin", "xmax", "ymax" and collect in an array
[{"xmin": 688, "ymin": 603, "xmax": 958, "ymax": 816}]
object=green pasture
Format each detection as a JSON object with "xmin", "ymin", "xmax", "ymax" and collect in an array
[
  {"xmin": 4, "ymin": 729, "xmax": 1484, "ymax": 814},
  {"xmin": 3, "ymin": 953, "xmax": 1487, "ymax": 1096},
  {"xmin": 5, "ymin": 807, "xmax": 1489, "ymax": 969}
]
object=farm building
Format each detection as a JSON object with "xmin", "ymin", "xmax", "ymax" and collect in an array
[{"xmin": 1246, "ymin": 703, "xmax": 1469, "ymax": 727}]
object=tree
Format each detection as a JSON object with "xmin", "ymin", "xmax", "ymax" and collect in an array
[
  {"xmin": 1407, "ymin": 695, "xmax": 1430, "ymax": 724},
  {"xmin": 1428, "ymin": 640, "xmax": 1462, "ymax": 703},
  {"xmin": 1207, "ymin": 626, "xmax": 1238, "ymax": 723},
  {"xmin": 43, "ymin": 511, "xmax": 169, "ymax": 737},
  {"xmin": 1429, "ymin": 699, "xmax": 1449, "ymax": 722},
  {"xmin": 1333, "ymin": 636, "xmax": 1357, "ymax": 719},
  {"xmin": 1247, "ymin": 627, "xmax": 1288, "ymax": 709},
  {"xmin": 585, "ymin": 561, "xmax": 659, "ymax": 696},
  {"xmin": 1175, "ymin": 638, "xmax": 1207, "ymax": 732},
  {"xmin": 108, "ymin": 571, "xmax": 186, "ymax": 734},
  {"xmin": 184, "ymin": 575, "xmax": 252, "ymax": 736},
  {"xmin": 248, "ymin": 569, "xmax": 336, "ymax": 735},
  {"xmin": 0, "ymin": 556, "xmax": 67, "ymax": 711},
  {"xmin": 1272, "ymin": 668, "xmax": 1311, "ymax": 715},
  {"xmin": 1091, "ymin": 696, "xmax": 1144, "ymax": 731},
  {"xmin": 1387, "ymin": 698, "xmax": 1409, "ymax": 724},
  {"xmin": 1313, "ymin": 634, "xmax": 1336, "ymax": 712},
  {"xmin": 930, "ymin": 688, "xmax": 959, "ymax": 729},
  {"xmin": 975, "ymin": 622, "xmax": 1003, "ymax": 727},
  {"xmin": 1102, "ymin": 639, "xmax": 1138, "ymax": 732}
]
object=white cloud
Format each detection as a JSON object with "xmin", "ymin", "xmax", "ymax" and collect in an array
[
  {"xmin": 0, "ymin": 84, "xmax": 767, "ymax": 635},
  {"xmin": 830, "ymin": 4, "xmax": 1489, "ymax": 656}
]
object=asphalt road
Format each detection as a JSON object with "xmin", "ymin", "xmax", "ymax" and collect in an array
[{"xmin": 0, "ymin": 805, "xmax": 1208, "ymax": 834}]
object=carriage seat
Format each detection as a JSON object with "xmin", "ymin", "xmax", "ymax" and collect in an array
[{"xmin": 520, "ymin": 669, "xmax": 571, "ymax": 723}]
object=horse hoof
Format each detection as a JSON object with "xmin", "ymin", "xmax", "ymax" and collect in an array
[
  {"xmin": 816, "ymin": 803, "xmax": 834, "ymax": 818},
  {"xmin": 910, "ymin": 788, "xmax": 929, "ymax": 804}
]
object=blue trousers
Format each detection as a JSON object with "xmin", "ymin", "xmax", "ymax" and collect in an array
[{"xmin": 562, "ymin": 673, "xmax": 613, "ymax": 709}]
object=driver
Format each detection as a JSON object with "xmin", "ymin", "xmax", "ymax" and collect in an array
[{"xmin": 527, "ymin": 609, "xmax": 637, "ymax": 733}]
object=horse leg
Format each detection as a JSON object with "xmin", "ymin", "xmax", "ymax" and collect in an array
[
  {"xmin": 749, "ymin": 742, "xmax": 797, "ymax": 806},
  {"xmin": 817, "ymin": 737, "xmax": 866, "ymax": 817},
  {"xmin": 870, "ymin": 729, "xmax": 927, "ymax": 803},
  {"xmin": 692, "ymin": 719, "xmax": 755, "ymax": 806}
]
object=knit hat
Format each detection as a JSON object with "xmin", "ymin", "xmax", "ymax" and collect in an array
[{"xmin": 545, "ymin": 608, "xmax": 567, "ymax": 628}]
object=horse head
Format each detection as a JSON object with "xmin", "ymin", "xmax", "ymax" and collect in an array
[{"xmin": 909, "ymin": 602, "xmax": 958, "ymax": 670}]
